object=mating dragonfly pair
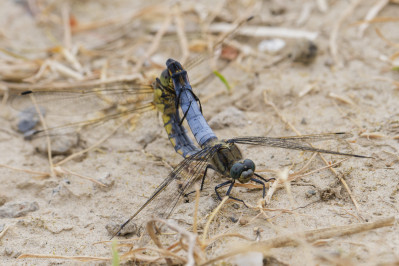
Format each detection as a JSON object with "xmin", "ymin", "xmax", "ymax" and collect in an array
[{"xmin": 13, "ymin": 59, "xmax": 370, "ymax": 237}]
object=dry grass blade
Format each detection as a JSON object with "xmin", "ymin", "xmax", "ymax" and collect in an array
[
  {"xmin": 256, "ymin": 216, "xmax": 395, "ymax": 249},
  {"xmin": 0, "ymin": 225, "xmax": 9, "ymax": 239},
  {"xmin": 209, "ymin": 24, "xmax": 318, "ymax": 40},
  {"xmin": 201, "ymin": 217, "xmax": 395, "ymax": 265},
  {"xmin": 147, "ymin": 218, "xmax": 204, "ymax": 266},
  {"xmin": 358, "ymin": 0, "xmax": 390, "ymax": 37},
  {"xmin": 207, "ymin": 233, "xmax": 252, "ymax": 245},
  {"xmin": 193, "ymin": 185, "xmax": 201, "ymax": 234},
  {"xmin": 329, "ymin": 0, "xmax": 362, "ymax": 65},
  {"xmin": 375, "ymin": 28, "xmax": 399, "ymax": 49},
  {"xmin": 29, "ymin": 94, "xmax": 55, "ymax": 177},
  {"xmin": 18, "ymin": 254, "xmax": 110, "ymax": 262},
  {"xmin": 202, "ymin": 196, "xmax": 229, "ymax": 242},
  {"xmin": 2, "ymin": 74, "xmax": 142, "ymax": 91},
  {"xmin": 0, "ymin": 163, "xmax": 49, "ymax": 177},
  {"xmin": 328, "ymin": 92, "xmax": 356, "ymax": 106}
]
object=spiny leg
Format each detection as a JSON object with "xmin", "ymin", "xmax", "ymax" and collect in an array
[
  {"xmin": 187, "ymin": 89, "xmax": 203, "ymax": 114},
  {"xmin": 250, "ymin": 177, "xmax": 266, "ymax": 198},
  {"xmin": 179, "ymin": 101, "xmax": 192, "ymax": 126},
  {"xmin": 215, "ymin": 180, "xmax": 249, "ymax": 208},
  {"xmin": 200, "ymin": 165, "xmax": 215, "ymax": 190},
  {"xmin": 254, "ymin": 173, "xmax": 275, "ymax": 183},
  {"xmin": 176, "ymin": 90, "xmax": 203, "ymax": 126},
  {"xmin": 184, "ymin": 164, "xmax": 215, "ymax": 197}
]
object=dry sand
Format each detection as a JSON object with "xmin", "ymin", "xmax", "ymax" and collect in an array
[{"xmin": 0, "ymin": 0, "xmax": 398, "ymax": 265}]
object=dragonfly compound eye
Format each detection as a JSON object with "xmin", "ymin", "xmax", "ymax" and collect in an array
[
  {"xmin": 160, "ymin": 69, "xmax": 171, "ymax": 87},
  {"xmin": 243, "ymin": 159, "xmax": 255, "ymax": 172},
  {"xmin": 230, "ymin": 163, "xmax": 244, "ymax": 180}
]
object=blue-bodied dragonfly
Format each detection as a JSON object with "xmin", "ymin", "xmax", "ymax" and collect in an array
[
  {"xmin": 11, "ymin": 70, "xmax": 202, "ymax": 158},
  {"xmin": 9, "ymin": 16, "xmax": 254, "ymax": 158},
  {"xmin": 114, "ymin": 58, "xmax": 371, "ymax": 236}
]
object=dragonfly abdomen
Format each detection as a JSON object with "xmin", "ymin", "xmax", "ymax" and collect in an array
[
  {"xmin": 167, "ymin": 59, "xmax": 217, "ymax": 147},
  {"xmin": 162, "ymin": 113, "xmax": 200, "ymax": 158},
  {"xmin": 153, "ymin": 75, "xmax": 200, "ymax": 158}
]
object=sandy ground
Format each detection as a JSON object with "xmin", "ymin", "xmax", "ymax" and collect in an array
[{"xmin": 1, "ymin": 0, "xmax": 399, "ymax": 265}]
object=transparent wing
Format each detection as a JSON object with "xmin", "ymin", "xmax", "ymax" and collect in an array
[
  {"xmin": 227, "ymin": 132, "xmax": 370, "ymax": 158},
  {"xmin": 26, "ymin": 103, "xmax": 155, "ymax": 139},
  {"xmin": 268, "ymin": 132, "xmax": 353, "ymax": 142},
  {"xmin": 10, "ymin": 80, "xmax": 154, "ymax": 116},
  {"xmin": 116, "ymin": 145, "xmax": 220, "ymax": 236}
]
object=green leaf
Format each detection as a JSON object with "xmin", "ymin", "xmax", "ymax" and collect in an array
[{"xmin": 213, "ymin": 70, "xmax": 231, "ymax": 91}]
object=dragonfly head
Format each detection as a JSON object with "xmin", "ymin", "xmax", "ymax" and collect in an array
[
  {"xmin": 230, "ymin": 159, "xmax": 255, "ymax": 183},
  {"xmin": 159, "ymin": 69, "xmax": 171, "ymax": 87}
]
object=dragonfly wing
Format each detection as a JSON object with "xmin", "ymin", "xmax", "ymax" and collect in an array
[
  {"xmin": 272, "ymin": 132, "xmax": 354, "ymax": 142},
  {"xmin": 26, "ymin": 103, "xmax": 155, "ymax": 139},
  {"xmin": 10, "ymin": 82, "xmax": 153, "ymax": 116},
  {"xmin": 116, "ymin": 145, "xmax": 220, "ymax": 236},
  {"xmin": 227, "ymin": 135, "xmax": 370, "ymax": 158}
]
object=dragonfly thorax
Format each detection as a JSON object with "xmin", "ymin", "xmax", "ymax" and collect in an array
[{"xmin": 209, "ymin": 141, "xmax": 243, "ymax": 176}]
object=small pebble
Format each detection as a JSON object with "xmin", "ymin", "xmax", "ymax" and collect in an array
[
  {"xmin": 306, "ymin": 189, "xmax": 317, "ymax": 198},
  {"xmin": 16, "ymin": 106, "xmax": 46, "ymax": 133},
  {"xmin": 289, "ymin": 39, "xmax": 318, "ymax": 64},
  {"xmin": 34, "ymin": 133, "xmax": 79, "ymax": 156},
  {"xmin": 94, "ymin": 173, "xmax": 114, "ymax": 191},
  {"xmin": 0, "ymin": 201, "xmax": 39, "ymax": 218},
  {"xmin": 239, "ymin": 216, "xmax": 249, "ymax": 226},
  {"xmin": 230, "ymin": 216, "xmax": 238, "ymax": 223},
  {"xmin": 106, "ymin": 221, "xmax": 137, "ymax": 236},
  {"xmin": 208, "ymin": 107, "xmax": 246, "ymax": 129},
  {"xmin": 4, "ymin": 247, "xmax": 13, "ymax": 256}
]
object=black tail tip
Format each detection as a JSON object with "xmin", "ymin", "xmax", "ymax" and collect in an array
[{"xmin": 21, "ymin": 90, "xmax": 33, "ymax": 95}]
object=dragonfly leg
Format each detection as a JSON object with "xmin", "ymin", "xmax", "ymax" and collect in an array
[
  {"xmin": 184, "ymin": 164, "xmax": 215, "ymax": 197},
  {"xmin": 200, "ymin": 164, "xmax": 215, "ymax": 190},
  {"xmin": 179, "ymin": 101, "xmax": 192, "ymax": 126},
  {"xmin": 254, "ymin": 173, "xmax": 275, "ymax": 183},
  {"xmin": 215, "ymin": 180, "xmax": 250, "ymax": 208},
  {"xmin": 250, "ymin": 177, "xmax": 266, "ymax": 198},
  {"xmin": 215, "ymin": 180, "xmax": 233, "ymax": 201},
  {"xmin": 187, "ymin": 89, "xmax": 203, "ymax": 114},
  {"xmin": 177, "ymin": 90, "xmax": 202, "ymax": 126}
]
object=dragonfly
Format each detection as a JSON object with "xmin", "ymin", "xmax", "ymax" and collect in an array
[
  {"xmin": 113, "ymin": 58, "xmax": 371, "ymax": 237},
  {"xmin": 9, "ymin": 16, "xmax": 254, "ymax": 158},
  {"xmin": 12, "ymin": 68, "xmax": 201, "ymax": 158}
]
